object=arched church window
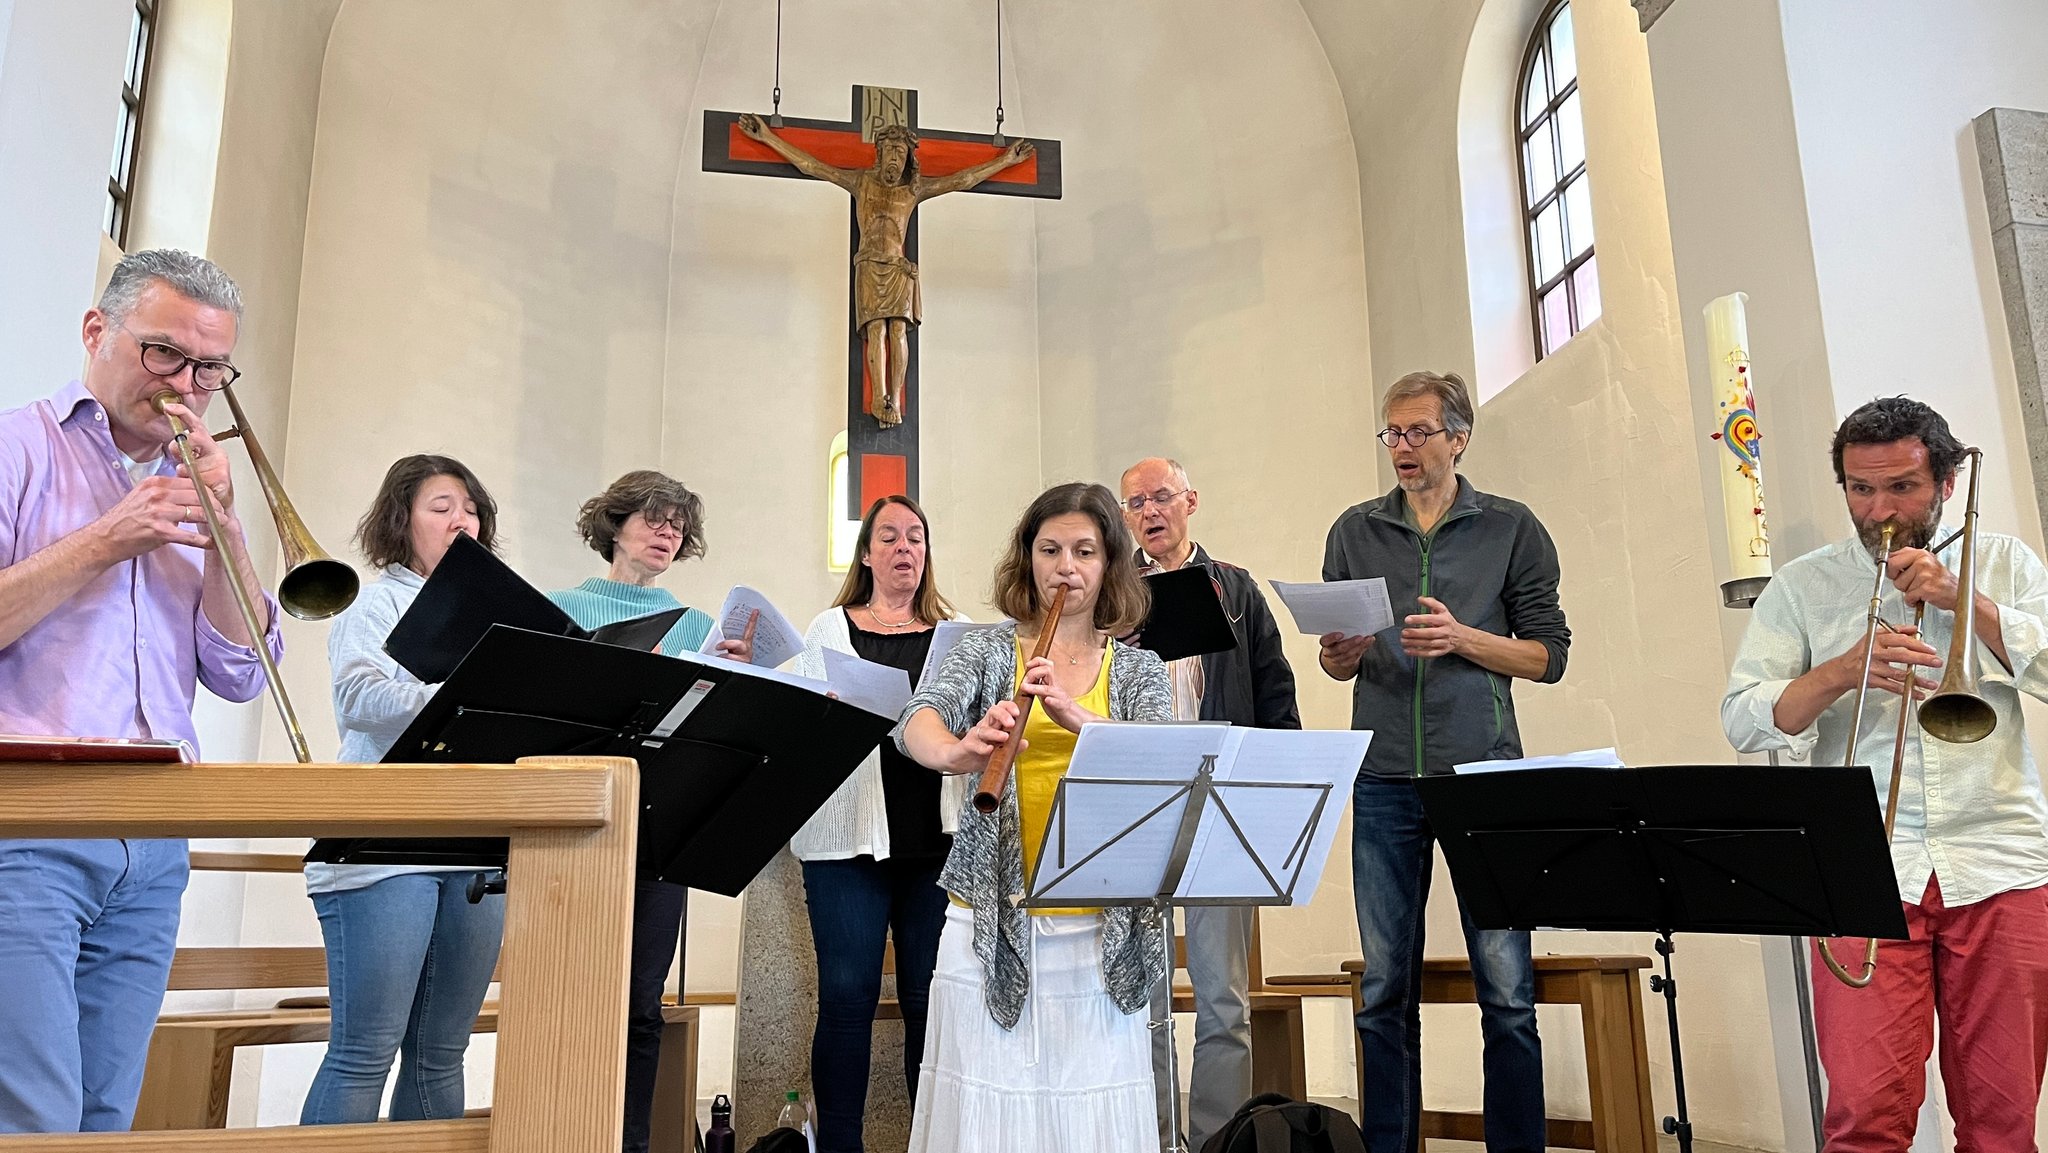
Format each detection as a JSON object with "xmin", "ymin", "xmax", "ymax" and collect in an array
[
  {"xmin": 828, "ymin": 430, "xmax": 859, "ymax": 572},
  {"xmin": 1517, "ymin": 0, "xmax": 1598, "ymax": 358},
  {"xmin": 106, "ymin": 0, "xmax": 157, "ymax": 246}
]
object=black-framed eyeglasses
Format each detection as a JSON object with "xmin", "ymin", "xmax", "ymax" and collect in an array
[
  {"xmin": 1377, "ymin": 426, "xmax": 1451, "ymax": 449},
  {"xmin": 1124, "ymin": 488, "xmax": 1188, "ymax": 513},
  {"xmin": 124, "ymin": 325, "xmax": 240, "ymax": 391}
]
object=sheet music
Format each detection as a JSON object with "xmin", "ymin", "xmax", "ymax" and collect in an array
[
  {"xmin": 917, "ymin": 620, "xmax": 997, "ymax": 687},
  {"xmin": 820, "ymin": 648, "xmax": 913, "ymax": 720},
  {"xmin": 1025, "ymin": 724, "xmax": 1368, "ymax": 906},
  {"xmin": 1454, "ymin": 747, "xmax": 1624, "ymax": 774},
  {"xmin": 1024, "ymin": 724, "xmax": 1229, "ymax": 903},
  {"xmin": 1178, "ymin": 727, "xmax": 1368, "ymax": 900},
  {"xmin": 692, "ymin": 649, "xmax": 831, "ymax": 695},
  {"xmin": 1269, "ymin": 578, "xmax": 1395, "ymax": 637},
  {"xmin": 696, "ymin": 585, "xmax": 803, "ymax": 668}
]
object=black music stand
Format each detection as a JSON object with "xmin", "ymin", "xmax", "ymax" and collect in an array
[
  {"xmin": 1414, "ymin": 764, "xmax": 1907, "ymax": 1153},
  {"xmin": 306, "ymin": 625, "xmax": 893, "ymax": 897}
]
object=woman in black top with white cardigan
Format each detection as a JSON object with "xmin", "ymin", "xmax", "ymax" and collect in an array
[{"xmin": 791, "ymin": 495, "xmax": 965, "ymax": 1153}]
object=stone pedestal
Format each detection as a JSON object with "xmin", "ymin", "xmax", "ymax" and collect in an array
[{"xmin": 733, "ymin": 847, "xmax": 915, "ymax": 1151}]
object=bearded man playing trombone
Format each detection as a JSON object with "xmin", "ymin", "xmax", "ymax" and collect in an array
[
  {"xmin": 1724, "ymin": 397, "xmax": 2048, "ymax": 1153},
  {"xmin": 0, "ymin": 249, "xmax": 282, "ymax": 1133}
]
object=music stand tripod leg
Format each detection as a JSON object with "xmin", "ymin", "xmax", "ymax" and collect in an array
[
  {"xmin": 1651, "ymin": 932, "xmax": 1694, "ymax": 1153},
  {"xmin": 1152, "ymin": 897, "xmax": 1188, "ymax": 1153}
]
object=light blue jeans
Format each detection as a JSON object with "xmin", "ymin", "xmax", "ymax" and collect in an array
[
  {"xmin": 300, "ymin": 871, "xmax": 504, "ymax": 1124},
  {"xmin": 0, "ymin": 838, "xmax": 188, "ymax": 1133}
]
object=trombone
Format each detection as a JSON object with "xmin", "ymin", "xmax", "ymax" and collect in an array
[
  {"xmin": 1821, "ymin": 447, "xmax": 1995, "ymax": 988},
  {"xmin": 153, "ymin": 387, "xmax": 359, "ymax": 763}
]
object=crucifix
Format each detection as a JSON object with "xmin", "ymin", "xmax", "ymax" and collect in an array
[{"xmin": 704, "ymin": 86, "xmax": 1063, "ymax": 515}]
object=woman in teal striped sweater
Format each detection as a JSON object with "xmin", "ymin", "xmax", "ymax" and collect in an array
[{"xmin": 547, "ymin": 469, "xmax": 749, "ymax": 1153}]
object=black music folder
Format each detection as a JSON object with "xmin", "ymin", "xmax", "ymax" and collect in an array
[
  {"xmin": 1132, "ymin": 565, "xmax": 1239, "ymax": 662},
  {"xmin": 306, "ymin": 625, "xmax": 893, "ymax": 896},
  {"xmin": 383, "ymin": 533, "xmax": 687, "ymax": 683}
]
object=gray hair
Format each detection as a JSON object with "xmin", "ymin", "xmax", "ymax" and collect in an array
[
  {"xmin": 1382, "ymin": 370, "xmax": 1475, "ymax": 462},
  {"xmin": 98, "ymin": 249, "xmax": 244, "ymax": 328}
]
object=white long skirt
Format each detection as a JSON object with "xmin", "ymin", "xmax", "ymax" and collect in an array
[{"xmin": 909, "ymin": 904, "xmax": 1159, "ymax": 1153}]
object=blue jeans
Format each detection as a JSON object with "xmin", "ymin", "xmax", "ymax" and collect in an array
[
  {"xmin": 1353, "ymin": 774, "xmax": 1542, "ymax": 1153},
  {"xmin": 301, "ymin": 871, "xmax": 505, "ymax": 1124},
  {"xmin": 0, "ymin": 839, "xmax": 187, "ymax": 1133},
  {"xmin": 801, "ymin": 855, "xmax": 948, "ymax": 1153}
]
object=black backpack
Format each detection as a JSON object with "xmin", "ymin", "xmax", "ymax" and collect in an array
[
  {"xmin": 741, "ymin": 1129, "xmax": 809, "ymax": 1153},
  {"xmin": 1201, "ymin": 1093, "xmax": 1368, "ymax": 1153}
]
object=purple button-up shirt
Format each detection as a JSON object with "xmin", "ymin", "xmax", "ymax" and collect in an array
[{"xmin": 0, "ymin": 381, "xmax": 283, "ymax": 755}]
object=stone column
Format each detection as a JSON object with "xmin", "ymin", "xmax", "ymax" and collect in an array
[
  {"xmin": 1975, "ymin": 107, "xmax": 2048, "ymax": 543},
  {"xmin": 1631, "ymin": 0, "xmax": 1678, "ymax": 32},
  {"xmin": 732, "ymin": 847, "xmax": 914, "ymax": 1150}
]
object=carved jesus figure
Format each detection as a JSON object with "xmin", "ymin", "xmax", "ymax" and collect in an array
[{"xmin": 738, "ymin": 113, "xmax": 1035, "ymax": 427}]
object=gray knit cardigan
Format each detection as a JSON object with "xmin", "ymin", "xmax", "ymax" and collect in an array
[{"xmin": 893, "ymin": 621, "xmax": 1173, "ymax": 1028}]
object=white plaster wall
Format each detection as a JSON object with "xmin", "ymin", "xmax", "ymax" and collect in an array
[
  {"xmin": 0, "ymin": 0, "xmax": 131, "ymax": 403},
  {"xmin": 1301, "ymin": 0, "xmax": 1781, "ymax": 1143},
  {"xmin": 1784, "ymin": 0, "xmax": 2048, "ymax": 557}
]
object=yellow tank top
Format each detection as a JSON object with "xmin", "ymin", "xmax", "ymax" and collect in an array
[{"xmin": 1015, "ymin": 637, "xmax": 1112, "ymax": 915}]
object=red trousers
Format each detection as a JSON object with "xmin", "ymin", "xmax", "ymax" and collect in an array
[{"xmin": 1811, "ymin": 878, "xmax": 2048, "ymax": 1152}]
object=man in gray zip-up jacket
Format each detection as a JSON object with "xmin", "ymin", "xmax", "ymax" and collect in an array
[{"xmin": 1318, "ymin": 371, "xmax": 1568, "ymax": 1153}]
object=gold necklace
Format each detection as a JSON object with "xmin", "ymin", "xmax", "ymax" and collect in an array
[{"xmin": 865, "ymin": 602, "xmax": 917, "ymax": 629}]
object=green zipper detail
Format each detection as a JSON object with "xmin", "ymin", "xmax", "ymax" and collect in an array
[
  {"xmin": 1413, "ymin": 540, "xmax": 1431, "ymax": 777},
  {"xmin": 1489, "ymin": 671, "xmax": 1505, "ymax": 741}
]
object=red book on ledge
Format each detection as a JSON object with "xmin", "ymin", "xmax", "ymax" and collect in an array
[{"xmin": 0, "ymin": 735, "xmax": 193, "ymax": 763}]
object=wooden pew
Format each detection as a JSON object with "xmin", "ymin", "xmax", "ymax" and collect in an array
[
  {"xmin": 1261, "ymin": 955, "xmax": 1658, "ymax": 1153},
  {"xmin": 0, "ymin": 756, "xmax": 638, "ymax": 1153},
  {"xmin": 144, "ymin": 853, "xmax": 700, "ymax": 1147}
]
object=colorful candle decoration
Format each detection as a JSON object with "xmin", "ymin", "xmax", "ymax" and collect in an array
[{"xmin": 1705, "ymin": 292, "xmax": 1771, "ymax": 607}]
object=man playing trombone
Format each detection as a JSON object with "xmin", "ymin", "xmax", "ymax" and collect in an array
[
  {"xmin": 0, "ymin": 250, "xmax": 282, "ymax": 1133},
  {"xmin": 1724, "ymin": 397, "xmax": 2048, "ymax": 1153}
]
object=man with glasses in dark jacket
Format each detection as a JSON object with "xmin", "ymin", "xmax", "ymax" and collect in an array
[
  {"xmin": 1121, "ymin": 456, "xmax": 1300, "ymax": 1152},
  {"xmin": 1318, "ymin": 371, "xmax": 1570, "ymax": 1153}
]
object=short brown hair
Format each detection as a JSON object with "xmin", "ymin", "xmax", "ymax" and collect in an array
[
  {"xmin": 575, "ymin": 471, "xmax": 707, "ymax": 564},
  {"xmin": 355, "ymin": 455, "xmax": 499, "ymax": 570},
  {"xmin": 1383, "ymin": 370, "xmax": 1475, "ymax": 462},
  {"xmin": 992, "ymin": 483, "xmax": 1149, "ymax": 635},
  {"xmin": 831, "ymin": 495, "xmax": 956, "ymax": 624}
]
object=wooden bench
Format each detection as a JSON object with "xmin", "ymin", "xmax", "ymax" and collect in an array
[
  {"xmin": 139, "ymin": 853, "xmax": 699, "ymax": 1150},
  {"xmin": 1262, "ymin": 956, "xmax": 1657, "ymax": 1153},
  {"xmin": 0, "ymin": 754, "xmax": 639, "ymax": 1153}
]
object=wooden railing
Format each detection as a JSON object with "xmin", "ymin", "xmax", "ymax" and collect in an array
[{"xmin": 0, "ymin": 756, "xmax": 639, "ymax": 1153}]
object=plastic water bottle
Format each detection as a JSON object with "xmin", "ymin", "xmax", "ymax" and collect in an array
[
  {"xmin": 775, "ymin": 1089, "xmax": 816, "ymax": 1150},
  {"xmin": 705, "ymin": 1094, "xmax": 735, "ymax": 1153}
]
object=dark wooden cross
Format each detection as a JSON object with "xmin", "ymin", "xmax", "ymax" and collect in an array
[{"xmin": 703, "ymin": 85, "xmax": 1062, "ymax": 516}]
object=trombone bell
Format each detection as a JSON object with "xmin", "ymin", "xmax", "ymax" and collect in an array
[
  {"xmin": 1917, "ymin": 447, "xmax": 1995, "ymax": 744},
  {"xmin": 215, "ymin": 385, "xmax": 359, "ymax": 621}
]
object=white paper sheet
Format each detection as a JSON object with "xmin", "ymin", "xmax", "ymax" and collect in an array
[
  {"xmin": 820, "ymin": 648, "xmax": 914, "ymax": 720},
  {"xmin": 690, "ymin": 649, "xmax": 832, "ymax": 695},
  {"xmin": 1269, "ymin": 578, "xmax": 1396, "ymax": 638},
  {"xmin": 1177, "ymin": 727, "xmax": 1369, "ymax": 901},
  {"xmin": 696, "ymin": 585, "xmax": 804, "ymax": 669},
  {"xmin": 1025, "ymin": 723, "xmax": 1370, "ymax": 907},
  {"xmin": 1453, "ymin": 747, "xmax": 1625, "ymax": 774},
  {"xmin": 917, "ymin": 620, "xmax": 999, "ymax": 687},
  {"xmin": 1022, "ymin": 724, "xmax": 1232, "ymax": 905}
]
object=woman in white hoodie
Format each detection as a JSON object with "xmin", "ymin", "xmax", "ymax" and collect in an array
[{"xmin": 791, "ymin": 495, "xmax": 966, "ymax": 1153}]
